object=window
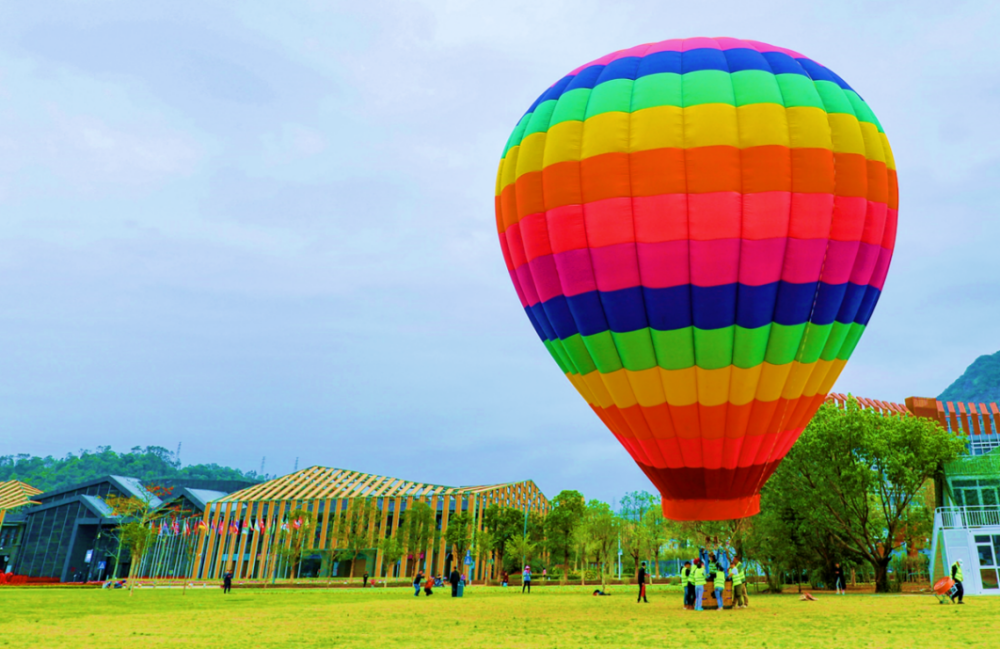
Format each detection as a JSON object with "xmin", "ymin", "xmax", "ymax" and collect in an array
[
  {"xmin": 977, "ymin": 535, "xmax": 1000, "ymax": 592},
  {"xmin": 951, "ymin": 479, "xmax": 1000, "ymax": 509}
]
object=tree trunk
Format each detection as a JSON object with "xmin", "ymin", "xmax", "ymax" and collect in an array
[
  {"xmin": 873, "ymin": 559, "xmax": 891, "ymax": 593},
  {"xmin": 127, "ymin": 550, "xmax": 138, "ymax": 596}
]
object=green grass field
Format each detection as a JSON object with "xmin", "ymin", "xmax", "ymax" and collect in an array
[{"xmin": 0, "ymin": 584, "xmax": 993, "ymax": 648}]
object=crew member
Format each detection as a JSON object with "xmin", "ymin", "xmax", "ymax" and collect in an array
[{"xmin": 951, "ymin": 559, "xmax": 964, "ymax": 604}]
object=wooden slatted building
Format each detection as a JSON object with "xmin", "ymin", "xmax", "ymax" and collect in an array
[
  {"xmin": 0, "ymin": 480, "xmax": 42, "ymax": 527},
  {"xmin": 191, "ymin": 467, "xmax": 548, "ymax": 582}
]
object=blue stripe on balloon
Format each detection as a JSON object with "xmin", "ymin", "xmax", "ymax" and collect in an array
[{"xmin": 523, "ymin": 281, "xmax": 881, "ymax": 342}]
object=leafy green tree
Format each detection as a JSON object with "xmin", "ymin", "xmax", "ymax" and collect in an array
[
  {"xmin": 763, "ymin": 398, "xmax": 965, "ymax": 592},
  {"xmin": 445, "ymin": 512, "xmax": 472, "ymax": 575},
  {"xmin": 619, "ymin": 491, "xmax": 656, "ymax": 578},
  {"xmin": 336, "ymin": 498, "xmax": 377, "ymax": 583},
  {"xmin": 277, "ymin": 508, "xmax": 316, "ymax": 579},
  {"xmin": 584, "ymin": 500, "xmax": 619, "ymax": 592},
  {"xmin": 482, "ymin": 505, "xmax": 523, "ymax": 577},
  {"xmin": 377, "ymin": 536, "xmax": 405, "ymax": 586},
  {"xmin": 544, "ymin": 490, "xmax": 585, "ymax": 584},
  {"xmin": 474, "ymin": 528, "xmax": 495, "ymax": 584},
  {"xmin": 403, "ymin": 500, "xmax": 435, "ymax": 577},
  {"xmin": 0, "ymin": 446, "xmax": 263, "ymax": 492},
  {"xmin": 104, "ymin": 484, "xmax": 172, "ymax": 596}
]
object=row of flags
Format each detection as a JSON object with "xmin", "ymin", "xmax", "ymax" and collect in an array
[{"xmin": 150, "ymin": 517, "xmax": 310, "ymax": 537}]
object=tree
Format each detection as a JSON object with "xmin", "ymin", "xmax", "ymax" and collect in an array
[
  {"xmin": 544, "ymin": 490, "xmax": 585, "ymax": 584},
  {"xmin": 482, "ymin": 505, "xmax": 523, "ymax": 578},
  {"xmin": 765, "ymin": 398, "xmax": 965, "ymax": 592},
  {"xmin": 403, "ymin": 500, "xmax": 435, "ymax": 577},
  {"xmin": 104, "ymin": 484, "xmax": 172, "ymax": 596},
  {"xmin": 584, "ymin": 500, "xmax": 619, "ymax": 592},
  {"xmin": 277, "ymin": 508, "xmax": 316, "ymax": 580},
  {"xmin": 377, "ymin": 536, "xmax": 405, "ymax": 586},
  {"xmin": 474, "ymin": 528, "xmax": 495, "ymax": 585},
  {"xmin": 619, "ymin": 491, "xmax": 656, "ymax": 578},
  {"xmin": 337, "ymin": 498, "xmax": 377, "ymax": 583},
  {"xmin": 444, "ymin": 512, "xmax": 472, "ymax": 575}
]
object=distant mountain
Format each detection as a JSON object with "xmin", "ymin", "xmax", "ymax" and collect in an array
[
  {"xmin": 0, "ymin": 445, "xmax": 268, "ymax": 493},
  {"xmin": 939, "ymin": 350, "xmax": 1000, "ymax": 405}
]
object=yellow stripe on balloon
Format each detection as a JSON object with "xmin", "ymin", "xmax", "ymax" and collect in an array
[
  {"xmin": 858, "ymin": 122, "xmax": 886, "ymax": 164},
  {"xmin": 682, "ymin": 104, "xmax": 739, "ymax": 148},
  {"xmin": 880, "ymin": 133, "xmax": 896, "ymax": 170},
  {"xmin": 735, "ymin": 104, "xmax": 789, "ymax": 148},
  {"xmin": 566, "ymin": 359, "xmax": 842, "ymax": 409},
  {"xmin": 581, "ymin": 112, "xmax": 631, "ymax": 159},
  {"xmin": 515, "ymin": 131, "xmax": 548, "ymax": 178},
  {"xmin": 826, "ymin": 113, "xmax": 866, "ymax": 156},
  {"xmin": 786, "ymin": 106, "xmax": 833, "ymax": 150},
  {"xmin": 629, "ymin": 105, "xmax": 684, "ymax": 152},
  {"xmin": 541, "ymin": 120, "xmax": 584, "ymax": 167},
  {"xmin": 499, "ymin": 146, "xmax": 520, "ymax": 194}
]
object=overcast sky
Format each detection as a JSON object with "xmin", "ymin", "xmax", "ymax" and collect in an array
[{"xmin": 2, "ymin": 1, "xmax": 998, "ymax": 505}]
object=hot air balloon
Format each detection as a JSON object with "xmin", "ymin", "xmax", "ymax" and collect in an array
[{"xmin": 495, "ymin": 38, "xmax": 896, "ymax": 521}]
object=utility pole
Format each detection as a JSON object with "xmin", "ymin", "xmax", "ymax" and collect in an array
[
  {"xmin": 294, "ymin": 457, "xmax": 299, "ymax": 472},
  {"xmin": 260, "ymin": 457, "xmax": 266, "ymax": 479},
  {"xmin": 175, "ymin": 442, "xmax": 182, "ymax": 466}
]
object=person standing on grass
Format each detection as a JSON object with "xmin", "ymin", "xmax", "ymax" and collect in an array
[
  {"xmin": 522, "ymin": 565, "xmax": 532, "ymax": 594},
  {"xmin": 223, "ymin": 570, "xmax": 233, "ymax": 594},
  {"xmin": 413, "ymin": 571, "xmax": 424, "ymax": 597},
  {"xmin": 424, "ymin": 575, "xmax": 434, "ymax": 596},
  {"xmin": 951, "ymin": 559, "xmax": 965, "ymax": 604},
  {"xmin": 833, "ymin": 563, "xmax": 845, "ymax": 595},
  {"xmin": 692, "ymin": 559, "xmax": 706, "ymax": 611},
  {"xmin": 714, "ymin": 564, "xmax": 725, "ymax": 610},
  {"xmin": 681, "ymin": 561, "xmax": 693, "ymax": 609},
  {"xmin": 449, "ymin": 567, "xmax": 461, "ymax": 597},
  {"xmin": 637, "ymin": 561, "xmax": 648, "ymax": 603},
  {"xmin": 363, "ymin": 571, "xmax": 369, "ymax": 588},
  {"xmin": 730, "ymin": 559, "xmax": 747, "ymax": 609}
]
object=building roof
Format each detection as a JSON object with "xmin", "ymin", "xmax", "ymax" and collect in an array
[
  {"xmin": 0, "ymin": 480, "xmax": 42, "ymax": 511},
  {"xmin": 215, "ymin": 466, "xmax": 544, "ymax": 503},
  {"xmin": 826, "ymin": 393, "xmax": 912, "ymax": 415}
]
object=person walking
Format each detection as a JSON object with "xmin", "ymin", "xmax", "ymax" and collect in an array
[
  {"xmin": 449, "ymin": 567, "xmax": 462, "ymax": 597},
  {"xmin": 637, "ymin": 561, "xmax": 648, "ymax": 603},
  {"xmin": 692, "ymin": 559, "xmax": 706, "ymax": 611},
  {"xmin": 681, "ymin": 561, "xmax": 694, "ymax": 609},
  {"xmin": 413, "ymin": 571, "xmax": 424, "ymax": 597},
  {"xmin": 714, "ymin": 564, "xmax": 725, "ymax": 610},
  {"xmin": 522, "ymin": 565, "xmax": 532, "ymax": 594},
  {"xmin": 223, "ymin": 570, "xmax": 233, "ymax": 594},
  {"xmin": 832, "ymin": 563, "xmax": 845, "ymax": 595},
  {"xmin": 950, "ymin": 559, "xmax": 964, "ymax": 604},
  {"xmin": 730, "ymin": 559, "xmax": 747, "ymax": 609}
]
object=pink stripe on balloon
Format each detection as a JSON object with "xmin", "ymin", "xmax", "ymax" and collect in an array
[
  {"xmin": 526, "ymin": 253, "xmax": 563, "ymax": 303},
  {"xmin": 691, "ymin": 239, "xmax": 740, "ymax": 286},
  {"xmin": 636, "ymin": 240, "xmax": 690, "ymax": 288},
  {"xmin": 506, "ymin": 269, "xmax": 529, "ymax": 308},
  {"xmin": 514, "ymin": 264, "xmax": 539, "ymax": 306},
  {"xmin": 848, "ymin": 240, "xmax": 881, "ymax": 286},
  {"xmin": 818, "ymin": 239, "xmax": 860, "ymax": 285},
  {"xmin": 552, "ymin": 247, "xmax": 597, "ymax": 297},
  {"xmin": 881, "ymin": 208, "xmax": 898, "ymax": 251},
  {"xmin": 739, "ymin": 238, "xmax": 788, "ymax": 285},
  {"xmin": 780, "ymin": 238, "xmax": 828, "ymax": 284},
  {"xmin": 869, "ymin": 246, "xmax": 893, "ymax": 291},
  {"xmin": 860, "ymin": 200, "xmax": 888, "ymax": 246},
  {"xmin": 590, "ymin": 242, "xmax": 640, "ymax": 293},
  {"xmin": 743, "ymin": 39, "xmax": 807, "ymax": 59}
]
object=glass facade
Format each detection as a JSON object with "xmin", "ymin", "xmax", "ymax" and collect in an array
[
  {"xmin": 951, "ymin": 479, "xmax": 1000, "ymax": 508},
  {"xmin": 975, "ymin": 534, "xmax": 1000, "ymax": 591}
]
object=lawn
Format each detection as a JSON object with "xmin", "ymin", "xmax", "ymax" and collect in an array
[{"xmin": 0, "ymin": 584, "xmax": 992, "ymax": 648}]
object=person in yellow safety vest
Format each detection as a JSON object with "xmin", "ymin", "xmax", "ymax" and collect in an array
[
  {"xmin": 950, "ymin": 559, "xmax": 964, "ymax": 604},
  {"xmin": 714, "ymin": 566, "xmax": 726, "ymax": 610},
  {"xmin": 730, "ymin": 560, "xmax": 747, "ymax": 609},
  {"xmin": 692, "ymin": 559, "xmax": 706, "ymax": 611},
  {"xmin": 682, "ymin": 561, "xmax": 694, "ymax": 609}
]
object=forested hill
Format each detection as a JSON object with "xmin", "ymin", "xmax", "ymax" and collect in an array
[
  {"xmin": 0, "ymin": 446, "xmax": 265, "ymax": 493},
  {"xmin": 939, "ymin": 349, "xmax": 1000, "ymax": 404}
]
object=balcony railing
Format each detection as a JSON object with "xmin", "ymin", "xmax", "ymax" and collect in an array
[{"xmin": 936, "ymin": 506, "xmax": 1000, "ymax": 529}]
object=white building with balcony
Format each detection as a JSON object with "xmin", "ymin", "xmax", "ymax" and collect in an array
[{"xmin": 929, "ymin": 450, "xmax": 1000, "ymax": 595}]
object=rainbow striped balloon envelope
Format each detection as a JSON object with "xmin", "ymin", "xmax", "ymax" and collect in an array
[{"xmin": 495, "ymin": 37, "xmax": 897, "ymax": 521}]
